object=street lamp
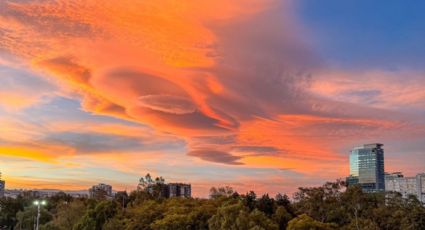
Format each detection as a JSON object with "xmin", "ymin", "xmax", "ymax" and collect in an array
[{"xmin": 33, "ymin": 200, "xmax": 47, "ymax": 230}]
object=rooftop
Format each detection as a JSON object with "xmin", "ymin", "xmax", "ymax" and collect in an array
[{"xmin": 353, "ymin": 143, "xmax": 383, "ymax": 150}]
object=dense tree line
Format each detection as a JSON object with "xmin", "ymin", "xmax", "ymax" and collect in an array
[{"xmin": 1, "ymin": 180, "xmax": 424, "ymax": 229}]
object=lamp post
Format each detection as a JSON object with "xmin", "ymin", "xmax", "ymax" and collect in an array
[{"xmin": 33, "ymin": 200, "xmax": 47, "ymax": 230}]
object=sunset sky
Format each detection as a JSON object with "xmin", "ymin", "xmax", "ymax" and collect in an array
[{"xmin": 0, "ymin": 0, "xmax": 424, "ymax": 197}]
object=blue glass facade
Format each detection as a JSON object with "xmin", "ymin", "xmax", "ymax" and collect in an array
[{"xmin": 349, "ymin": 143, "xmax": 385, "ymax": 192}]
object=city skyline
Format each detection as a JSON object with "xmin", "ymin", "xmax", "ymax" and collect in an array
[
  {"xmin": 1, "ymin": 0, "xmax": 425, "ymax": 197},
  {"xmin": 1, "ymin": 143, "xmax": 423, "ymax": 198}
]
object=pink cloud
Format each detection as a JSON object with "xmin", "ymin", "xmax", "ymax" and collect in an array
[
  {"xmin": 309, "ymin": 69, "xmax": 425, "ymax": 111},
  {"xmin": 0, "ymin": 0, "xmax": 424, "ymax": 194}
]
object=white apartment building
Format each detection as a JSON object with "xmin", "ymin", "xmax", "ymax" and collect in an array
[
  {"xmin": 416, "ymin": 173, "xmax": 425, "ymax": 203},
  {"xmin": 385, "ymin": 172, "xmax": 425, "ymax": 203}
]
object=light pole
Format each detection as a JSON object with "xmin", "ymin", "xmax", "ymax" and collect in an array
[{"xmin": 33, "ymin": 200, "xmax": 47, "ymax": 230}]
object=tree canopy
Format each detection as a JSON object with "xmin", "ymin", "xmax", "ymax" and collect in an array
[{"xmin": 0, "ymin": 181, "xmax": 424, "ymax": 230}]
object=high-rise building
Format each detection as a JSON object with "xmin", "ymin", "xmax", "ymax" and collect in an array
[
  {"xmin": 89, "ymin": 183, "xmax": 113, "ymax": 199},
  {"xmin": 348, "ymin": 143, "xmax": 385, "ymax": 192}
]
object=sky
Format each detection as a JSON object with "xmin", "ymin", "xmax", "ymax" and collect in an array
[{"xmin": 0, "ymin": 0, "xmax": 424, "ymax": 197}]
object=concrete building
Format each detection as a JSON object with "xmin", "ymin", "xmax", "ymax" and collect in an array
[
  {"xmin": 416, "ymin": 173, "xmax": 425, "ymax": 203},
  {"xmin": 89, "ymin": 183, "xmax": 113, "ymax": 199},
  {"xmin": 168, "ymin": 183, "xmax": 191, "ymax": 198},
  {"xmin": 385, "ymin": 172, "xmax": 404, "ymax": 180},
  {"xmin": 385, "ymin": 172, "xmax": 425, "ymax": 203},
  {"xmin": 385, "ymin": 173, "xmax": 417, "ymax": 198},
  {"xmin": 142, "ymin": 183, "xmax": 192, "ymax": 198},
  {"xmin": 348, "ymin": 143, "xmax": 385, "ymax": 192},
  {"xmin": 138, "ymin": 174, "xmax": 191, "ymax": 198}
]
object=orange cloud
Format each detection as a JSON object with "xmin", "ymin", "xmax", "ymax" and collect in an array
[
  {"xmin": 1, "ymin": 0, "xmax": 424, "ymax": 195},
  {"xmin": 0, "ymin": 0, "xmax": 290, "ymax": 136},
  {"xmin": 0, "ymin": 146, "xmax": 62, "ymax": 163},
  {"xmin": 0, "ymin": 92, "xmax": 41, "ymax": 110}
]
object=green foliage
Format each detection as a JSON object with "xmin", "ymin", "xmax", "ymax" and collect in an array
[
  {"xmin": 102, "ymin": 217, "xmax": 127, "ymax": 230},
  {"xmin": 272, "ymin": 206, "xmax": 293, "ymax": 230},
  {"xmin": 293, "ymin": 180, "xmax": 346, "ymax": 223},
  {"xmin": 128, "ymin": 189, "xmax": 157, "ymax": 205},
  {"xmin": 43, "ymin": 199, "xmax": 87, "ymax": 230},
  {"xmin": 0, "ymin": 196, "xmax": 26, "ymax": 228},
  {"xmin": 208, "ymin": 202, "xmax": 278, "ymax": 230},
  {"xmin": 150, "ymin": 198, "xmax": 216, "ymax": 230},
  {"xmin": 287, "ymin": 214, "xmax": 336, "ymax": 230},
  {"xmin": 242, "ymin": 191, "xmax": 257, "ymax": 211},
  {"xmin": 15, "ymin": 206, "xmax": 53, "ymax": 230},
  {"xmin": 73, "ymin": 200, "xmax": 118, "ymax": 230},
  {"xmin": 114, "ymin": 191, "xmax": 129, "ymax": 208},
  {"xmin": 46, "ymin": 192, "xmax": 73, "ymax": 211},
  {"xmin": 256, "ymin": 194, "xmax": 274, "ymax": 216},
  {"xmin": 125, "ymin": 199, "xmax": 165, "ymax": 229},
  {"xmin": 2, "ymin": 180, "xmax": 425, "ymax": 229},
  {"xmin": 342, "ymin": 218, "xmax": 379, "ymax": 230}
]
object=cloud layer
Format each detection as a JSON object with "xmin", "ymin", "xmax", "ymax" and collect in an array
[{"xmin": 0, "ymin": 0, "xmax": 424, "ymax": 196}]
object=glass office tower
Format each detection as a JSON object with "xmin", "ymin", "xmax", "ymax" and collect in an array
[{"xmin": 349, "ymin": 143, "xmax": 385, "ymax": 192}]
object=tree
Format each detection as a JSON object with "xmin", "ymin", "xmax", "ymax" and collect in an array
[
  {"xmin": 3, "ymin": 180, "xmax": 425, "ymax": 229},
  {"xmin": 15, "ymin": 206, "xmax": 52, "ymax": 230},
  {"xmin": 124, "ymin": 200, "xmax": 165, "ymax": 229},
  {"xmin": 102, "ymin": 217, "xmax": 127, "ymax": 230},
  {"xmin": 155, "ymin": 177, "xmax": 165, "ymax": 184},
  {"xmin": 0, "ymin": 196, "xmax": 25, "ymax": 229},
  {"xmin": 48, "ymin": 192, "xmax": 73, "ymax": 208},
  {"xmin": 42, "ymin": 200, "xmax": 86, "ymax": 230},
  {"xmin": 128, "ymin": 190, "xmax": 154, "ymax": 205},
  {"xmin": 399, "ymin": 195, "xmax": 425, "ymax": 229},
  {"xmin": 242, "ymin": 191, "xmax": 257, "ymax": 211},
  {"xmin": 150, "ymin": 213, "xmax": 193, "ymax": 230},
  {"xmin": 275, "ymin": 193, "xmax": 293, "ymax": 214},
  {"xmin": 208, "ymin": 202, "xmax": 278, "ymax": 230},
  {"xmin": 209, "ymin": 186, "xmax": 234, "ymax": 199},
  {"xmin": 114, "ymin": 191, "xmax": 129, "ymax": 209},
  {"xmin": 342, "ymin": 218, "xmax": 379, "ymax": 230},
  {"xmin": 73, "ymin": 200, "xmax": 118, "ymax": 230},
  {"xmin": 293, "ymin": 181, "xmax": 346, "ymax": 223},
  {"xmin": 150, "ymin": 198, "xmax": 217, "ymax": 230},
  {"xmin": 245, "ymin": 209, "xmax": 279, "ymax": 230},
  {"xmin": 275, "ymin": 193, "xmax": 290, "ymax": 207},
  {"xmin": 287, "ymin": 214, "xmax": 336, "ymax": 230},
  {"xmin": 256, "ymin": 194, "xmax": 275, "ymax": 216},
  {"xmin": 340, "ymin": 185, "xmax": 369, "ymax": 228},
  {"xmin": 138, "ymin": 173, "xmax": 158, "ymax": 191},
  {"xmin": 272, "ymin": 206, "xmax": 293, "ymax": 230}
]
